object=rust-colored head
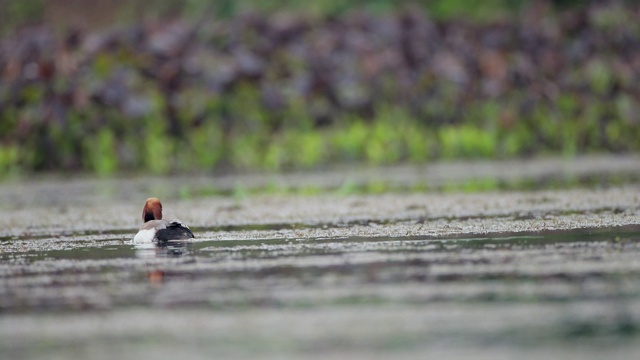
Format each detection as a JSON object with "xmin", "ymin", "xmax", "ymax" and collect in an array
[{"xmin": 142, "ymin": 197, "xmax": 163, "ymax": 222}]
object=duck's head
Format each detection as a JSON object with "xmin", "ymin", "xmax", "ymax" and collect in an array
[{"xmin": 142, "ymin": 197, "xmax": 163, "ymax": 222}]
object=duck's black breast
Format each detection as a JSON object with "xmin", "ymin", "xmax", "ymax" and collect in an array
[{"xmin": 156, "ymin": 221, "xmax": 195, "ymax": 242}]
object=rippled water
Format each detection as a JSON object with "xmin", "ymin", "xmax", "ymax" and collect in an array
[{"xmin": 1, "ymin": 225, "xmax": 640, "ymax": 359}]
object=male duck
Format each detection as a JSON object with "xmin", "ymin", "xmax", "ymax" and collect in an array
[{"xmin": 133, "ymin": 197, "xmax": 194, "ymax": 244}]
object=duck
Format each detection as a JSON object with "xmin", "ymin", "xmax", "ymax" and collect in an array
[{"xmin": 133, "ymin": 197, "xmax": 194, "ymax": 244}]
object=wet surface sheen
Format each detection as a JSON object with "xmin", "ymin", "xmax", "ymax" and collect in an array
[{"xmin": 2, "ymin": 225, "xmax": 640, "ymax": 359}]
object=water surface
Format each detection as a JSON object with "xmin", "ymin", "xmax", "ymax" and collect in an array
[{"xmin": 2, "ymin": 225, "xmax": 640, "ymax": 359}]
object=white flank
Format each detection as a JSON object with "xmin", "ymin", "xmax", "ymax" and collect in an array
[{"xmin": 133, "ymin": 228, "xmax": 156, "ymax": 244}]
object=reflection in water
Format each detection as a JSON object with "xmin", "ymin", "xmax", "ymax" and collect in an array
[
  {"xmin": 134, "ymin": 240, "xmax": 194, "ymax": 286},
  {"xmin": 134, "ymin": 240, "xmax": 193, "ymax": 259},
  {"xmin": 146, "ymin": 269, "xmax": 165, "ymax": 285}
]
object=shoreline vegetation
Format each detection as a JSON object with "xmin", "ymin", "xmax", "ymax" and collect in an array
[{"xmin": 1, "ymin": 1, "xmax": 639, "ymax": 176}]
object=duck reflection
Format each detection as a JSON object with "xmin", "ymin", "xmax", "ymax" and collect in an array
[
  {"xmin": 146, "ymin": 269, "xmax": 165, "ymax": 285},
  {"xmin": 134, "ymin": 240, "xmax": 194, "ymax": 286},
  {"xmin": 134, "ymin": 239, "xmax": 193, "ymax": 258}
]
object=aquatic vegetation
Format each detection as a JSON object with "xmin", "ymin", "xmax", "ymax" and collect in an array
[{"xmin": 0, "ymin": 2, "xmax": 639, "ymax": 175}]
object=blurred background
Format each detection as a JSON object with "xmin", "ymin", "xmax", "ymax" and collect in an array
[{"xmin": 0, "ymin": 0, "xmax": 637, "ymax": 177}]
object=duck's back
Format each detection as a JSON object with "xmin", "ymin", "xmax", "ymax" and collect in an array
[
  {"xmin": 134, "ymin": 219, "xmax": 194, "ymax": 244},
  {"xmin": 156, "ymin": 220, "xmax": 195, "ymax": 242}
]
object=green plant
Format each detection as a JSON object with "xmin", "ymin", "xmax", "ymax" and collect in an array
[
  {"xmin": 84, "ymin": 128, "xmax": 118, "ymax": 176},
  {"xmin": 0, "ymin": 144, "xmax": 19, "ymax": 175},
  {"xmin": 333, "ymin": 119, "xmax": 369, "ymax": 161},
  {"xmin": 439, "ymin": 125, "xmax": 497, "ymax": 159}
]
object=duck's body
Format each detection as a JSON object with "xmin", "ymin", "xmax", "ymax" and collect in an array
[{"xmin": 133, "ymin": 198, "xmax": 194, "ymax": 244}]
